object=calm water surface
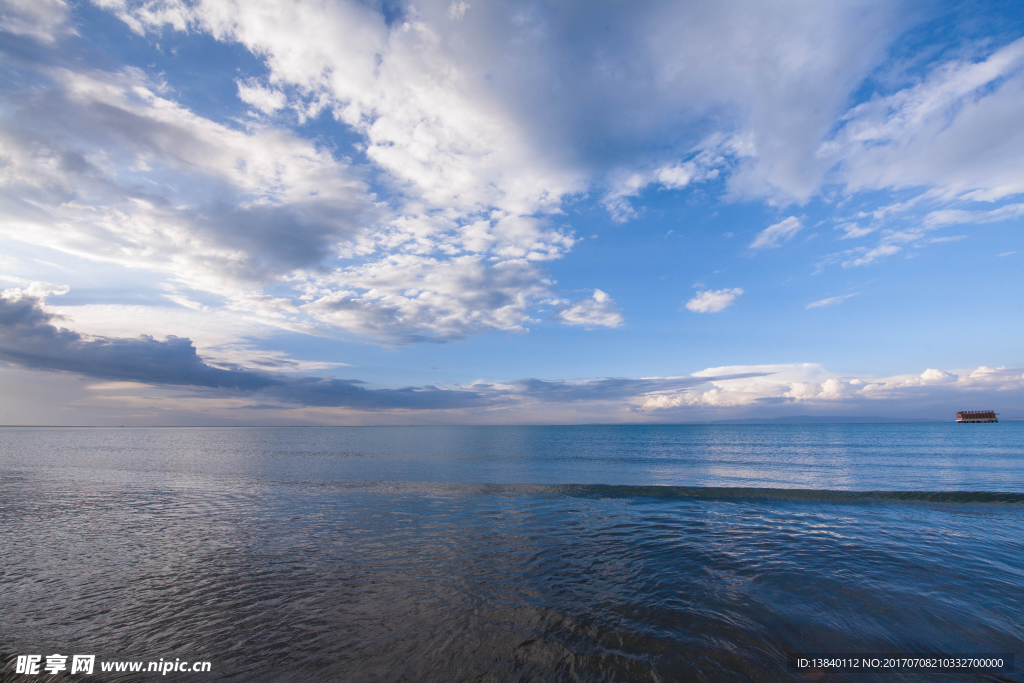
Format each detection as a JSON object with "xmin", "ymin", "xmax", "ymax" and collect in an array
[{"xmin": 1, "ymin": 424, "xmax": 1022, "ymax": 681}]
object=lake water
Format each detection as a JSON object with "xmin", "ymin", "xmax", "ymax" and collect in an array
[{"xmin": 1, "ymin": 424, "xmax": 1022, "ymax": 681}]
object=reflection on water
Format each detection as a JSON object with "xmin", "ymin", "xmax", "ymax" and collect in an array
[
  {"xmin": 1, "ymin": 423, "xmax": 1022, "ymax": 490},
  {"xmin": 1, "ymin": 425, "xmax": 1022, "ymax": 681}
]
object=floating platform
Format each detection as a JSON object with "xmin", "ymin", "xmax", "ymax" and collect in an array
[{"xmin": 956, "ymin": 410, "xmax": 998, "ymax": 423}]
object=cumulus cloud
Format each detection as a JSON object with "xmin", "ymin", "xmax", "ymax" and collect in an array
[
  {"xmin": 750, "ymin": 216, "xmax": 802, "ymax": 249},
  {"xmin": 638, "ymin": 363, "xmax": 1024, "ymax": 413},
  {"xmin": 685, "ymin": 288, "xmax": 743, "ymax": 313},
  {"xmin": 300, "ymin": 255, "xmax": 559, "ymax": 343},
  {"xmin": 3, "ymin": 280, "xmax": 70, "ymax": 300},
  {"xmin": 236, "ymin": 79, "xmax": 287, "ymax": 114},
  {"xmin": 91, "ymin": 0, "xmax": 917, "ymax": 217},
  {"xmin": 6, "ymin": 0, "xmax": 1024, "ymax": 352},
  {"xmin": 919, "ymin": 368, "xmax": 956, "ymax": 384},
  {"xmin": 98, "ymin": 0, "xmax": 584, "ymax": 215},
  {"xmin": 0, "ymin": 23, "xmax": 585, "ymax": 343},
  {"xmin": 551, "ymin": 290, "xmax": 623, "ymax": 328},
  {"xmin": 640, "ymin": 364, "xmax": 860, "ymax": 409},
  {"xmin": 0, "ymin": 62, "xmax": 375, "ymax": 290}
]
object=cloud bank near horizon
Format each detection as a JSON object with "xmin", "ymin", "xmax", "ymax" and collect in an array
[
  {"xmin": 1, "ymin": 291, "xmax": 1020, "ymax": 423},
  {"xmin": 0, "ymin": 291, "xmax": 744, "ymax": 411}
]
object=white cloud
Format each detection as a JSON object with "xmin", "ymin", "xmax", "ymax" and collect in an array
[
  {"xmin": 6, "ymin": 1, "xmax": 646, "ymax": 344},
  {"xmin": 301, "ymin": 255, "xmax": 554, "ymax": 342},
  {"xmin": 806, "ymin": 293, "xmax": 858, "ymax": 309},
  {"xmin": 919, "ymin": 368, "xmax": 956, "ymax": 384},
  {"xmin": 968, "ymin": 365, "xmax": 1003, "ymax": 379},
  {"xmin": 0, "ymin": 65, "xmax": 374, "ymax": 290},
  {"xmin": 0, "ymin": 43, "xmax": 584, "ymax": 343},
  {"xmin": 819, "ymin": 198, "xmax": 990, "ymax": 271},
  {"xmin": 8, "ymin": 0, "xmax": 1024, "ymax": 351},
  {"xmin": 815, "ymin": 42, "xmax": 1024, "ymax": 269},
  {"xmin": 236, "ymin": 79, "xmax": 287, "ymax": 114},
  {"xmin": 551, "ymin": 289, "xmax": 623, "ymax": 328},
  {"xmin": 685, "ymin": 288, "xmax": 743, "ymax": 313},
  {"xmin": 601, "ymin": 143, "xmax": 735, "ymax": 221},
  {"xmin": 923, "ymin": 203, "xmax": 1024, "ymax": 227},
  {"xmin": 750, "ymin": 216, "xmax": 802, "ymax": 249},
  {"xmin": 842, "ymin": 243, "xmax": 901, "ymax": 267},
  {"xmin": 639, "ymin": 363, "xmax": 1024, "ymax": 410},
  {"xmin": 0, "ymin": 0, "xmax": 71, "ymax": 43},
  {"xmin": 835, "ymin": 222, "xmax": 875, "ymax": 239},
  {"xmin": 2, "ymin": 281, "xmax": 70, "ymax": 300},
  {"xmin": 641, "ymin": 363, "xmax": 843, "ymax": 408},
  {"xmin": 122, "ymin": 0, "xmax": 581, "ymax": 217},
  {"xmin": 823, "ymin": 37, "xmax": 1024, "ymax": 202},
  {"xmin": 96, "ymin": 0, "xmax": 915, "ymax": 211},
  {"xmin": 32, "ymin": 2, "xmax": 1024, "ymax": 234}
]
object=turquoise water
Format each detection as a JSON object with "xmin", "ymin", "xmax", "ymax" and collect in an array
[{"xmin": 1, "ymin": 424, "xmax": 1022, "ymax": 681}]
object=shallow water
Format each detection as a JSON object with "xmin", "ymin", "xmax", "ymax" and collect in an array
[{"xmin": 1, "ymin": 425, "xmax": 1022, "ymax": 681}]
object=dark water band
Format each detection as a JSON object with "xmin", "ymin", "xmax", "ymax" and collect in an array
[
  {"xmin": 328, "ymin": 482, "xmax": 1024, "ymax": 504},
  {"xmin": 494, "ymin": 484, "xmax": 1024, "ymax": 504}
]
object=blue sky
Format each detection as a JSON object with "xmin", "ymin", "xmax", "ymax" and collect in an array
[{"xmin": 0, "ymin": 0, "xmax": 1022, "ymax": 425}]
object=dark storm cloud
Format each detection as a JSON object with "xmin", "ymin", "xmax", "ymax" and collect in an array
[
  {"xmin": 0, "ymin": 295, "xmax": 487, "ymax": 409},
  {"xmin": 0, "ymin": 294, "xmax": 273, "ymax": 389},
  {"xmin": 0, "ymin": 295, "xmax": 761, "ymax": 410}
]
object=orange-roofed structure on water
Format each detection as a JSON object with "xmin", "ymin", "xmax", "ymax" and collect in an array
[{"xmin": 956, "ymin": 410, "xmax": 998, "ymax": 423}]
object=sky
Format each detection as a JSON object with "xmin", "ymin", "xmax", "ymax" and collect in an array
[{"xmin": 0, "ymin": 0, "xmax": 1022, "ymax": 425}]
